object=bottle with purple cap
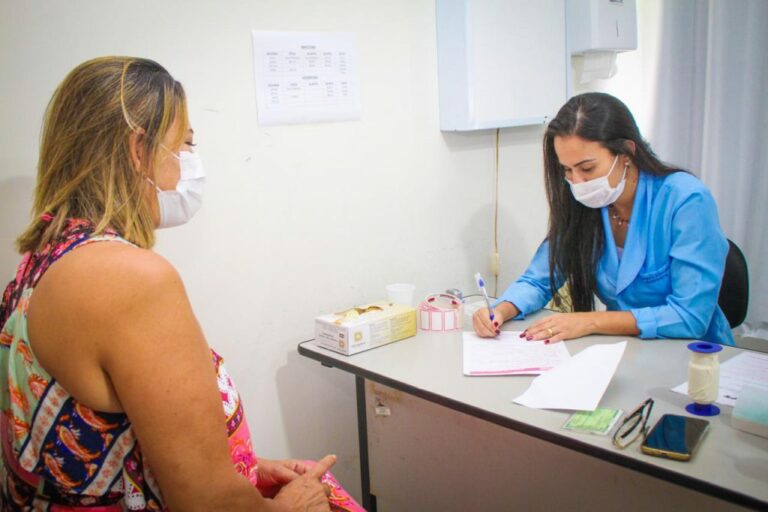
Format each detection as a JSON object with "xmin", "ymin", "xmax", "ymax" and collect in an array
[{"xmin": 686, "ymin": 341, "xmax": 723, "ymax": 416}]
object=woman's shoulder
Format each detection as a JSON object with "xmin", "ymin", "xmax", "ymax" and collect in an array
[
  {"xmin": 42, "ymin": 240, "xmax": 182, "ymax": 310},
  {"xmin": 656, "ymin": 170, "xmax": 709, "ymax": 192},
  {"xmin": 649, "ymin": 170, "xmax": 715, "ymax": 204},
  {"xmin": 70, "ymin": 240, "xmax": 175, "ymax": 277}
]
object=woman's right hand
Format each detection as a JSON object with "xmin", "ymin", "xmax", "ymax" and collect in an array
[
  {"xmin": 271, "ymin": 455, "xmax": 337, "ymax": 512},
  {"xmin": 472, "ymin": 307, "xmax": 505, "ymax": 337}
]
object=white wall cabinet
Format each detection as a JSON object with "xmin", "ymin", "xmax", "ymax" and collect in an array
[{"xmin": 436, "ymin": 0, "xmax": 569, "ymax": 131}]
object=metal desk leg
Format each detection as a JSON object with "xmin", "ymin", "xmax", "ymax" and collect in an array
[{"xmin": 356, "ymin": 376, "xmax": 376, "ymax": 511}]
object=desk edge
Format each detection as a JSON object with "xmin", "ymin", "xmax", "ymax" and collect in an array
[{"xmin": 298, "ymin": 340, "xmax": 766, "ymax": 510}]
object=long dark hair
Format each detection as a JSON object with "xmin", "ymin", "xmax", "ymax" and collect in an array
[{"xmin": 544, "ymin": 92, "xmax": 675, "ymax": 311}]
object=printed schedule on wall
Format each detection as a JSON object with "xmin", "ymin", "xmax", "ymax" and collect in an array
[{"xmin": 252, "ymin": 31, "xmax": 360, "ymax": 126}]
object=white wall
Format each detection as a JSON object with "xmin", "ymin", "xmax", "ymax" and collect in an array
[{"xmin": 0, "ymin": 1, "xmax": 548, "ymax": 499}]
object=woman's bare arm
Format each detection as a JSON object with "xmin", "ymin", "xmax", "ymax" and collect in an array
[{"xmin": 28, "ymin": 243, "xmax": 330, "ymax": 511}]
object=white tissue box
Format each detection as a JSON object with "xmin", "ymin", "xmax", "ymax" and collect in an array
[{"xmin": 315, "ymin": 301, "xmax": 417, "ymax": 355}]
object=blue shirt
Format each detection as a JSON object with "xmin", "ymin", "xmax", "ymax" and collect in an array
[{"xmin": 496, "ymin": 171, "xmax": 734, "ymax": 345}]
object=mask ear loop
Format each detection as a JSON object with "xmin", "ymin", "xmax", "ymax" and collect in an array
[
  {"xmin": 616, "ymin": 157, "xmax": 628, "ymax": 183},
  {"xmin": 605, "ymin": 154, "xmax": 620, "ymax": 179},
  {"xmin": 144, "ymin": 175, "xmax": 162, "ymax": 194},
  {"xmin": 159, "ymin": 144, "xmax": 182, "ymax": 160}
]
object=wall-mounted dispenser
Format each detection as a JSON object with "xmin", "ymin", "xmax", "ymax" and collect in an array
[{"xmin": 567, "ymin": 0, "xmax": 638, "ymax": 84}]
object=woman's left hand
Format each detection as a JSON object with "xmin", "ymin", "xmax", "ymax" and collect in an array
[
  {"xmin": 256, "ymin": 458, "xmax": 310, "ymax": 496},
  {"xmin": 523, "ymin": 312, "xmax": 597, "ymax": 343}
]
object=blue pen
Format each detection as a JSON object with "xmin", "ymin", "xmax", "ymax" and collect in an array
[{"xmin": 474, "ymin": 272, "xmax": 495, "ymax": 321}]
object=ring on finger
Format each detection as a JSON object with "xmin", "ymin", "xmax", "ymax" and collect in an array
[{"xmin": 547, "ymin": 327, "xmax": 554, "ymax": 337}]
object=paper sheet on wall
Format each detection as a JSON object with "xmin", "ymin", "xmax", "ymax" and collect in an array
[
  {"xmin": 514, "ymin": 341, "xmax": 627, "ymax": 411},
  {"xmin": 463, "ymin": 332, "xmax": 571, "ymax": 376},
  {"xmin": 671, "ymin": 351, "xmax": 768, "ymax": 407},
  {"xmin": 252, "ymin": 31, "xmax": 360, "ymax": 126}
]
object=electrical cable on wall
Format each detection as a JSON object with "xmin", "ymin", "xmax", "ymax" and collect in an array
[{"xmin": 493, "ymin": 128, "xmax": 500, "ymax": 297}]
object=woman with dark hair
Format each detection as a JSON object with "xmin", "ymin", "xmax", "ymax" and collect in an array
[{"xmin": 473, "ymin": 92, "xmax": 734, "ymax": 346}]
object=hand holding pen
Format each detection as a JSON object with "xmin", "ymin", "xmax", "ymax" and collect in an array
[{"xmin": 473, "ymin": 272, "xmax": 501, "ymax": 337}]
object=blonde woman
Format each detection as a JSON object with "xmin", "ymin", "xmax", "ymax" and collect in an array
[{"xmin": 0, "ymin": 57, "xmax": 362, "ymax": 511}]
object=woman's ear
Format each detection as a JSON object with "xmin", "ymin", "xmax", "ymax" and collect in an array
[
  {"xmin": 128, "ymin": 129, "xmax": 146, "ymax": 173},
  {"xmin": 622, "ymin": 140, "xmax": 637, "ymax": 169}
]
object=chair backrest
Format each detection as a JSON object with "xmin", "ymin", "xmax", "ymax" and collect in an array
[{"xmin": 718, "ymin": 239, "xmax": 749, "ymax": 328}]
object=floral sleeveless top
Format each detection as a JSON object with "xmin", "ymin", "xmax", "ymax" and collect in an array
[{"xmin": 0, "ymin": 219, "xmax": 258, "ymax": 510}]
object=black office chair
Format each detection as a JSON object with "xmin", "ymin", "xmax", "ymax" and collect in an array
[{"xmin": 718, "ymin": 239, "xmax": 749, "ymax": 328}]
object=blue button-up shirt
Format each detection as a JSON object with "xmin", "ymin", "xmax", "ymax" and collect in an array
[{"xmin": 495, "ymin": 171, "xmax": 734, "ymax": 345}]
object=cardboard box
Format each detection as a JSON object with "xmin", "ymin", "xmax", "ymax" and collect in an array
[{"xmin": 315, "ymin": 301, "xmax": 417, "ymax": 355}]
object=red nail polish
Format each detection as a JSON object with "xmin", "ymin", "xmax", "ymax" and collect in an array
[
  {"xmin": 495, "ymin": 330, "xmax": 501, "ymax": 335},
  {"xmin": 526, "ymin": 336, "xmax": 533, "ymax": 341},
  {"xmin": 544, "ymin": 339, "xmax": 550, "ymax": 344},
  {"xmin": 519, "ymin": 332, "xmax": 526, "ymax": 338},
  {"xmin": 493, "ymin": 321, "xmax": 499, "ymax": 327}
]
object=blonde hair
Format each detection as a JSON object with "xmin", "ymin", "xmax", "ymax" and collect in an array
[{"xmin": 16, "ymin": 56, "xmax": 188, "ymax": 252}]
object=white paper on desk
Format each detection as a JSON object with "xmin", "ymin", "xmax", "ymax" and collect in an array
[
  {"xmin": 514, "ymin": 341, "xmax": 627, "ymax": 411},
  {"xmin": 672, "ymin": 351, "xmax": 768, "ymax": 407},
  {"xmin": 463, "ymin": 332, "xmax": 571, "ymax": 376}
]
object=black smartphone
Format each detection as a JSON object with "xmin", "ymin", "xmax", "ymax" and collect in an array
[{"xmin": 640, "ymin": 414, "xmax": 710, "ymax": 461}]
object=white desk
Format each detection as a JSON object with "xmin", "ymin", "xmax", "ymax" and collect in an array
[{"xmin": 298, "ymin": 314, "xmax": 768, "ymax": 511}]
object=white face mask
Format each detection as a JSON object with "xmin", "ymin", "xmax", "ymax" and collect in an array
[
  {"xmin": 148, "ymin": 151, "xmax": 206, "ymax": 229},
  {"xmin": 566, "ymin": 154, "xmax": 628, "ymax": 208}
]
